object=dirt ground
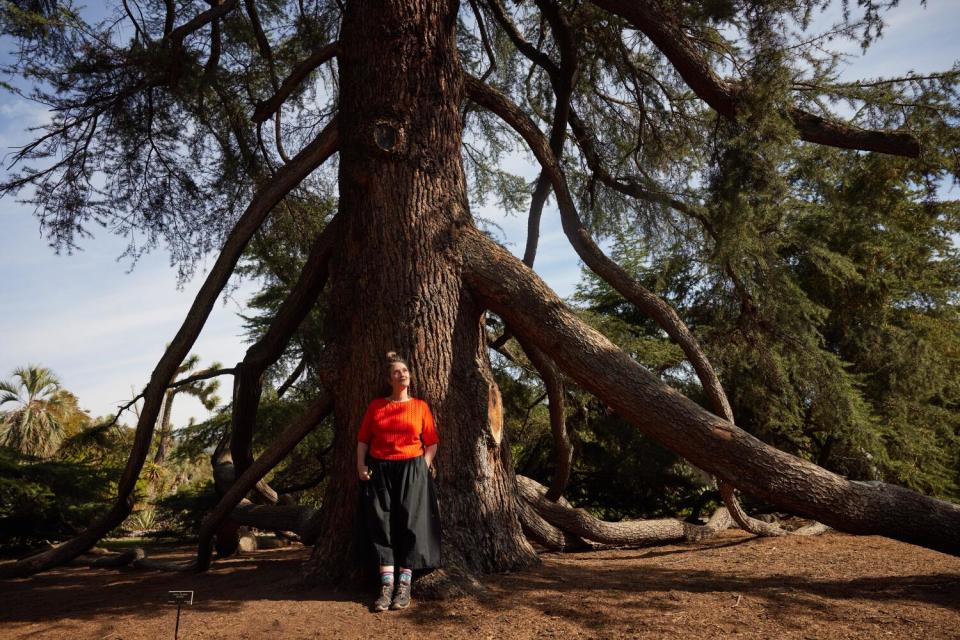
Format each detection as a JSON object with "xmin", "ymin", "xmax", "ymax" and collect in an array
[{"xmin": 2, "ymin": 530, "xmax": 958, "ymax": 639}]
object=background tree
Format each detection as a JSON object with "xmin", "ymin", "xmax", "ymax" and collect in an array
[
  {"xmin": 152, "ymin": 354, "xmax": 222, "ymax": 467},
  {"xmin": 1, "ymin": 0, "xmax": 959, "ymax": 585},
  {"xmin": 0, "ymin": 365, "xmax": 84, "ymax": 459}
]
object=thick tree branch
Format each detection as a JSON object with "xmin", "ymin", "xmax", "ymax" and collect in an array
[
  {"xmin": 197, "ymin": 391, "xmax": 333, "ymax": 570},
  {"xmin": 518, "ymin": 475, "xmax": 732, "ymax": 545},
  {"xmin": 470, "ymin": 76, "xmax": 828, "ymax": 537},
  {"xmin": 466, "ymin": 75, "xmax": 734, "ymax": 424},
  {"xmin": 276, "ymin": 357, "xmax": 308, "ymax": 399},
  {"xmin": 166, "ymin": 0, "xmax": 239, "ymax": 51},
  {"xmin": 567, "ymin": 108, "xmax": 703, "ymax": 220},
  {"xmin": 485, "ymin": 0, "xmax": 554, "ymax": 72},
  {"xmin": 460, "ymin": 226, "xmax": 960, "ymax": 556},
  {"xmin": 244, "ymin": 0, "xmax": 280, "ymax": 89},
  {"xmin": 522, "ymin": 0, "xmax": 578, "ymax": 267},
  {"xmin": 468, "ymin": 0, "xmax": 497, "ymax": 82},
  {"xmin": 229, "ymin": 501, "xmax": 316, "ymax": 535},
  {"xmin": 0, "ymin": 119, "xmax": 339, "ymax": 579},
  {"xmin": 516, "ymin": 495, "xmax": 589, "ymax": 551},
  {"xmin": 589, "ymin": 0, "xmax": 920, "ymax": 157},
  {"xmin": 163, "ymin": 0, "xmax": 175, "ymax": 37}
]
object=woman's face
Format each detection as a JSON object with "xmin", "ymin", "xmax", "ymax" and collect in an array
[{"xmin": 389, "ymin": 362, "xmax": 410, "ymax": 391}]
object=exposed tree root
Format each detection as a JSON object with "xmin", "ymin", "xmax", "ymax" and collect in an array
[
  {"xmin": 413, "ymin": 551, "xmax": 490, "ymax": 600},
  {"xmin": 517, "ymin": 475, "xmax": 733, "ymax": 547}
]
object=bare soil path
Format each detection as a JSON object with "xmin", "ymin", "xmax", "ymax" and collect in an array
[{"xmin": 2, "ymin": 531, "xmax": 958, "ymax": 639}]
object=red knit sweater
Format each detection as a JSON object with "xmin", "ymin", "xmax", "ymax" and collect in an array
[{"xmin": 357, "ymin": 397, "xmax": 439, "ymax": 460}]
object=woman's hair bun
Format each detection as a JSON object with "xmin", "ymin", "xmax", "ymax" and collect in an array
[{"xmin": 384, "ymin": 351, "xmax": 408, "ymax": 375}]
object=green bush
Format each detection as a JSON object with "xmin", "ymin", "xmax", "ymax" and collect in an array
[
  {"xmin": 0, "ymin": 447, "xmax": 119, "ymax": 554},
  {"xmin": 155, "ymin": 479, "xmax": 219, "ymax": 538}
]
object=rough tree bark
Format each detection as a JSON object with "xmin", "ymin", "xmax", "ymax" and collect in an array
[{"xmin": 300, "ymin": 0, "xmax": 537, "ymax": 592}]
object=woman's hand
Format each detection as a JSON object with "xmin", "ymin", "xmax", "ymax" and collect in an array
[
  {"xmin": 357, "ymin": 442, "xmax": 371, "ymax": 481},
  {"xmin": 424, "ymin": 444, "xmax": 438, "ymax": 478}
]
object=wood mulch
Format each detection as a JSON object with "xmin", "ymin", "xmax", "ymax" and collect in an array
[{"xmin": 2, "ymin": 530, "xmax": 958, "ymax": 639}]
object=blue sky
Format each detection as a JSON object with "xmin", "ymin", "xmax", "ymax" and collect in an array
[{"xmin": 1, "ymin": 1, "xmax": 958, "ymax": 428}]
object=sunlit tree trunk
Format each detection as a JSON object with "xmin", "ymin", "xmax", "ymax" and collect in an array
[{"xmin": 302, "ymin": 0, "xmax": 536, "ymax": 589}]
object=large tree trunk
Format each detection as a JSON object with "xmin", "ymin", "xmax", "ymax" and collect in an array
[{"xmin": 301, "ymin": 0, "xmax": 537, "ymax": 590}]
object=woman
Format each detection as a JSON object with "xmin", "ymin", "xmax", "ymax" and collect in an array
[{"xmin": 357, "ymin": 352, "xmax": 441, "ymax": 612}]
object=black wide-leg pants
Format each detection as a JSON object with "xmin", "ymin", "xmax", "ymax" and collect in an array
[{"xmin": 361, "ymin": 455, "xmax": 441, "ymax": 570}]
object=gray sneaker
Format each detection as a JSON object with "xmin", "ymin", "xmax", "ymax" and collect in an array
[
  {"xmin": 373, "ymin": 582, "xmax": 394, "ymax": 612},
  {"xmin": 390, "ymin": 581, "xmax": 411, "ymax": 610}
]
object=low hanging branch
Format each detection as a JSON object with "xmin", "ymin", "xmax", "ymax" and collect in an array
[
  {"xmin": 468, "ymin": 74, "xmax": 829, "ymax": 538},
  {"xmin": 197, "ymin": 390, "xmax": 335, "ymax": 570},
  {"xmin": 589, "ymin": 0, "xmax": 921, "ymax": 157},
  {"xmin": 77, "ymin": 391, "xmax": 335, "ymax": 574},
  {"xmin": 460, "ymin": 225, "xmax": 960, "ymax": 556},
  {"xmin": 0, "ymin": 120, "xmax": 340, "ymax": 580},
  {"xmin": 515, "ymin": 497, "xmax": 593, "ymax": 551}
]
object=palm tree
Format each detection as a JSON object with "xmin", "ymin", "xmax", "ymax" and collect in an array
[
  {"xmin": 153, "ymin": 354, "xmax": 222, "ymax": 466},
  {"xmin": 0, "ymin": 365, "xmax": 69, "ymax": 458}
]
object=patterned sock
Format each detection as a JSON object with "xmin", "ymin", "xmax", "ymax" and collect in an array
[
  {"xmin": 380, "ymin": 570, "xmax": 395, "ymax": 586},
  {"xmin": 399, "ymin": 568, "xmax": 413, "ymax": 584}
]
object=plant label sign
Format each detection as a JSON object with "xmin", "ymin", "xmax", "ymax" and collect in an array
[{"xmin": 168, "ymin": 591, "xmax": 194, "ymax": 605}]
